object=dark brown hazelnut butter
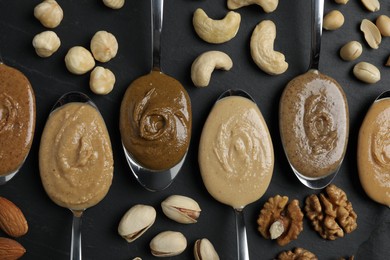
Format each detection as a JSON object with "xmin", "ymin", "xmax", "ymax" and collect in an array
[
  {"xmin": 279, "ymin": 70, "xmax": 348, "ymax": 178},
  {"xmin": 0, "ymin": 63, "xmax": 36, "ymax": 176},
  {"xmin": 120, "ymin": 70, "xmax": 191, "ymax": 170}
]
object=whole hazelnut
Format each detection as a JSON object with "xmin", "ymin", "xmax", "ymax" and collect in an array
[
  {"xmin": 65, "ymin": 46, "xmax": 95, "ymax": 75},
  {"xmin": 32, "ymin": 31, "xmax": 61, "ymax": 58},
  {"xmin": 90, "ymin": 31, "xmax": 118, "ymax": 63},
  {"xmin": 89, "ymin": 66, "xmax": 116, "ymax": 95},
  {"xmin": 34, "ymin": 0, "xmax": 64, "ymax": 29}
]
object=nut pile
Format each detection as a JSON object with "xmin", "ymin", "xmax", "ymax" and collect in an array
[
  {"xmin": 32, "ymin": 0, "xmax": 120, "ymax": 95},
  {"xmin": 117, "ymin": 195, "xmax": 219, "ymax": 259},
  {"xmin": 0, "ymin": 196, "xmax": 28, "ymax": 259},
  {"xmin": 257, "ymin": 185, "xmax": 357, "ymax": 258}
]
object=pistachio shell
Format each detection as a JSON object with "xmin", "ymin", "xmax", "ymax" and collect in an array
[
  {"xmin": 161, "ymin": 195, "xmax": 201, "ymax": 224},
  {"xmin": 118, "ymin": 204, "xmax": 156, "ymax": 243},
  {"xmin": 194, "ymin": 238, "xmax": 220, "ymax": 260},
  {"xmin": 150, "ymin": 231, "xmax": 187, "ymax": 257}
]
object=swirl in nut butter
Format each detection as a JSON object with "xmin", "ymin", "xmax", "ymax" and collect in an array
[
  {"xmin": 0, "ymin": 63, "xmax": 35, "ymax": 177},
  {"xmin": 120, "ymin": 70, "xmax": 192, "ymax": 171},
  {"xmin": 358, "ymin": 98, "xmax": 390, "ymax": 207},
  {"xmin": 280, "ymin": 70, "xmax": 349, "ymax": 178}
]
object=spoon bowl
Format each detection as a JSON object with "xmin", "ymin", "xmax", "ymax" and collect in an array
[
  {"xmin": 279, "ymin": 0, "xmax": 349, "ymax": 189},
  {"xmin": 39, "ymin": 91, "xmax": 114, "ymax": 260},
  {"xmin": 119, "ymin": 0, "xmax": 191, "ymax": 192},
  {"xmin": 199, "ymin": 89, "xmax": 274, "ymax": 260}
]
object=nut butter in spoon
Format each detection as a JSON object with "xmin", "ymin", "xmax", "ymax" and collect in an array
[
  {"xmin": 0, "ymin": 63, "xmax": 36, "ymax": 184},
  {"xmin": 279, "ymin": 0, "xmax": 349, "ymax": 189},
  {"xmin": 39, "ymin": 92, "xmax": 114, "ymax": 260},
  {"xmin": 199, "ymin": 89, "xmax": 274, "ymax": 260},
  {"xmin": 119, "ymin": 0, "xmax": 191, "ymax": 191},
  {"xmin": 358, "ymin": 91, "xmax": 390, "ymax": 207}
]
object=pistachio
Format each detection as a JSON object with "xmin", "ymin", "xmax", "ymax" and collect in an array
[
  {"xmin": 118, "ymin": 204, "xmax": 156, "ymax": 243},
  {"xmin": 194, "ymin": 238, "xmax": 220, "ymax": 260},
  {"xmin": 161, "ymin": 195, "xmax": 201, "ymax": 224},
  {"xmin": 150, "ymin": 231, "xmax": 187, "ymax": 257}
]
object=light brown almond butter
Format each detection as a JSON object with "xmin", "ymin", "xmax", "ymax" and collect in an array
[
  {"xmin": 0, "ymin": 197, "xmax": 28, "ymax": 238},
  {"xmin": 0, "ymin": 237, "xmax": 26, "ymax": 260}
]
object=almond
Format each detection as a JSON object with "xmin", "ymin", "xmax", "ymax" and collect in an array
[
  {"xmin": 0, "ymin": 197, "xmax": 28, "ymax": 237},
  {"xmin": 0, "ymin": 237, "xmax": 26, "ymax": 260}
]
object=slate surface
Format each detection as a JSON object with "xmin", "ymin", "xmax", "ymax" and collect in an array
[{"xmin": 0, "ymin": 0, "xmax": 389, "ymax": 259}]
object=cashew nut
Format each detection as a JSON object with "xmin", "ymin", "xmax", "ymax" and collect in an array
[
  {"xmin": 191, "ymin": 51, "xmax": 233, "ymax": 87},
  {"xmin": 227, "ymin": 0, "xmax": 278, "ymax": 13},
  {"xmin": 250, "ymin": 20, "xmax": 288, "ymax": 75},
  {"xmin": 193, "ymin": 8, "xmax": 241, "ymax": 44}
]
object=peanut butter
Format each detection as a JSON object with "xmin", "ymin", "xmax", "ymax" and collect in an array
[
  {"xmin": 358, "ymin": 97, "xmax": 390, "ymax": 207},
  {"xmin": 39, "ymin": 102, "xmax": 113, "ymax": 210}
]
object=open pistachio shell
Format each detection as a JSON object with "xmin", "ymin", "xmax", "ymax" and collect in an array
[
  {"xmin": 150, "ymin": 231, "xmax": 187, "ymax": 257},
  {"xmin": 118, "ymin": 204, "xmax": 156, "ymax": 243},
  {"xmin": 161, "ymin": 195, "xmax": 201, "ymax": 224},
  {"xmin": 194, "ymin": 238, "xmax": 220, "ymax": 260}
]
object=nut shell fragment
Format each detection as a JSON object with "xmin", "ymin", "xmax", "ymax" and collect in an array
[
  {"xmin": 360, "ymin": 19, "xmax": 381, "ymax": 49},
  {"xmin": 161, "ymin": 195, "xmax": 201, "ymax": 224},
  {"xmin": 118, "ymin": 204, "xmax": 156, "ymax": 243},
  {"xmin": 150, "ymin": 231, "xmax": 187, "ymax": 257}
]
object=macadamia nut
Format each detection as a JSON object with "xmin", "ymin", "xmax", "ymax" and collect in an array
[
  {"xmin": 65, "ymin": 46, "xmax": 95, "ymax": 75},
  {"xmin": 103, "ymin": 0, "xmax": 125, "ymax": 9},
  {"xmin": 89, "ymin": 66, "xmax": 115, "ymax": 95},
  {"xmin": 34, "ymin": 0, "xmax": 63, "ymax": 28},
  {"xmin": 323, "ymin": 10, "xmax": 344, "ymax": 31},
  {"xmin": 90, "ymin": 31, "xmax": 118, "ymax": 63},
  {"xmin": 32, "ymin": 31, "xmax": 61, "ymax": 58}
]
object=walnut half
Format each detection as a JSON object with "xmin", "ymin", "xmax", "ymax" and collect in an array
[
  {"xmin": 276, "ymin": 247, "xmax": 318, "ymax": 260},
  {"xmin": 305, "ymin": 184, "xmax": 357, "ymax": 240},
  {"xmin": 257, "ymin": 195, "xmax": 303, "ymax": 246}
]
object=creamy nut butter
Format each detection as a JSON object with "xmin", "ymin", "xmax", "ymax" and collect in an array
[
  {"xmin": 199, "ymin": 96, "xmax": 274, "ymax": 209},
  {"xmin": 39, "ymin": 102, "xmax": 113, "ymax": 210},
  {"xmin": 279, "ymin": 70, "xmax": 349, "ymax": 178},
  {"xmin": 120, "ymin": 70, "xmax": 192, "ymax": 170},
  {"xmin": 0, "ymin": 63, "xmax": 35, "ymax": 176},
  {"xmin": 358, "ymin": 97, "xmax": 390, "ymax": 207}
]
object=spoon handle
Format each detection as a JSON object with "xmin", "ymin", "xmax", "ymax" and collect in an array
[
  {"xmin": 151, "ymin": 0, "xmax": 163, "ymax": 71},
  {"xmin": 234, "ymin": 209, "xmax": 250, "ymax": 260},
  {"xmin": 309, "ymin": 0, "xmax": 324, "ymax": 71},
  {"xmin": 70, "ymin": 212, "xmax": 83, "ymax": 260}
]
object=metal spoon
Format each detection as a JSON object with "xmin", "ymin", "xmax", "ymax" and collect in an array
[
  {"xmin": 200, "ymin": 89, "xmax": 274, "ymax": 260},
  {"xmin": 120, "ymin": 0, "xmax": 191, "ymax": 192},
  {"xmin": 279, "ymin": 0, "xmax": 349, "ymax": 189},
  {"xmin": 43, "ymin": 91, "xmax": 107, "ymax": 260}
]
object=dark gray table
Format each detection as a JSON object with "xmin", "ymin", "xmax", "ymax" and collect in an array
[{"xmin": 0, "ymin": 0, "xmax": 389, "ymax": 259}]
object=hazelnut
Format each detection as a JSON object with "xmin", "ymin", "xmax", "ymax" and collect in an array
[
  {"xmin": 34, "ymin": 0, "xmax": 64, "ymax": 28},
  {"xmin": 65, "ymin": 46, "xmax": 95, "ymax": 75},
  {"xmin": 103, "ymin": 0, "xmax": 125, "ymax": 9},
  {"xmin": 90, "ymin": 31, "xmax": 118, "ymax": 63},
  {"xmin": 32, "ymin": 31, "xmax": 61, "ymax": 58},
  {"xmin": 89, "ymin": 66, "xmax": 115, "ymax": 95}
]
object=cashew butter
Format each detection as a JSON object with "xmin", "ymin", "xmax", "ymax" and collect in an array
[
  {"xmin": 358, "ymin": 97, "xmax": 390, "ymax": 207},
  {"xmin": 280, "ymin": 70, "xmax": 349, "ymax": 178},
  {"xmin": 39, "ymin": 102, "xmax": 113, "ymax": 210},
  {"xmin": 0, "ymin": 63, "xmax": 35, "ymax": 176},
  {"xmin": 199, "ymin": 96, "xmax": 274, "ymax": 209}
]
